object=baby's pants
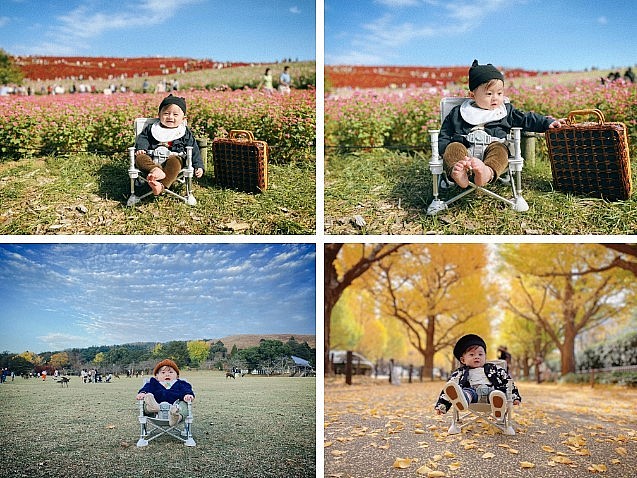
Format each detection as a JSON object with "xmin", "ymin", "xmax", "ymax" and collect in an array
[
  {"xmin": 135, "ymin": 154, "xmax": 183, "ymax": 189},
  {"xmin": 443, "ymin": 141, "xmax": 509, "ymax": 180}
]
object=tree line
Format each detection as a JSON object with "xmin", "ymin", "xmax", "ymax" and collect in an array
[
  {"xmin": 326, "ymin": 243, "xmax": 637, "ymax": 379},
  {"xmin": 0, "ymin": 337, "xmax": 315, "ymax": 376}
]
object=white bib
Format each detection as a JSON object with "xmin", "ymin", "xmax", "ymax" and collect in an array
[
  {"xmin": 151, "ymin": 120, "xmax": 186, "ymax": 143},
  {"xmin": 460, "ymin": 98, "xmax": 508, "ymax": 126}
]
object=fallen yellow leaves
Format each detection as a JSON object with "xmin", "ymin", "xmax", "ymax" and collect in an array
[
  {"xmin": 415, "ymin": 465, "xmax": 446, "ymax": 477},
  {"xmin": 615, "ymin": 446, "xmax": 627, "ymax": 456},
  {"xmin": 481, "ymin": 452, "xmax": 495, "ymax": 459},
  {"xmin": 587, "ymin": 463, "xmax": 608, "ymax": 473},
  {"xmin": 520, "ymin": 461, "xmax": 535, "ymax": 469},
  {"xmin": 392, "ymin": 457, "xmax": 413, "ymax": 469}
]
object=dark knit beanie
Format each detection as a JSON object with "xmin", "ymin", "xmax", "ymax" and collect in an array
[
  {"xmin": 468, "ymin": 59, "xmax": 504, "ymax": 91},
  {"xmin": 453, "ymin": 334, "xmax": 487, "ymax": 360},
  {"xmin": 153, "ymin": 359, "xmax": 180, "ymax": 377},
  {"xmin": 158, "ymin": 94, "xmax": 186, "ymax": 115}
]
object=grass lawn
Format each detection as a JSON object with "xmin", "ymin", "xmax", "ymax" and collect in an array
[
  {"xmin": 324, "ymin": 146, "xmax": 637, "ymax": 235},
  {"xmin": 0, "ymin": 154, "xmax": 315, "ymax": 235},
  {"xmin": 0, "ymin": 372, "xmax": 316, "ymax": 478}
]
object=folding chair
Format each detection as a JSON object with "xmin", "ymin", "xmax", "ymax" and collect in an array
[
  {"xmin": 136, "ymin": 392, "xmax": 196, "ymax": 447},
  {"xmin": 426, "ymin": 97, "xmax": 529, "ymax": 215},
  {"xmin": 127, "ymin": 118, "xmax": 196, "ymax": 206},
  {"xmin": 446, "ymin": 359, "xmax": 516, "ymax": 436}
]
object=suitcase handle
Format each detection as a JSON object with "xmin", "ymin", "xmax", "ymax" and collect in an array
[
  {"xmin": 567, "ymin": 109, "xmax": 605, "ymax": 125},
  {"xmin": 229, "ymin": 130, "xmax": 255, "ymax": 141}
]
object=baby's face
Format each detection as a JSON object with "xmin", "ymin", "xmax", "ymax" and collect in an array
[
  {"xmin": 156, "ymin": 366, "xmax": 178, "ymax": 381},
  {"xmin": 461, "ymin": 346, "xmax": 486, "ymax": 368},
  {"xmin": 159, "ymin": 104, "xmax": 185, "ymax": 128},
  {"xmin": 471, "ymin": 80, "xmax": 505, "ymax": 110}
]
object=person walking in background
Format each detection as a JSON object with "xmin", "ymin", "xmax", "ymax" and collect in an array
[{"xmin": 278, "ymin": 66, "xmax": 291, "ymax": 94}]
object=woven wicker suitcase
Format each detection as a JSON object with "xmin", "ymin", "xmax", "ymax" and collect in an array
[
  {"xmin": 212, "ymin": 130, "xmax": 268, "ymax": 193},
  {"xmin": 545, "ymin": 109, "xmax": 632, "ymax": 201}
]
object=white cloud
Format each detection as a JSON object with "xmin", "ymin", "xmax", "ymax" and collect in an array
[
  {"xmin": 290, "ymin": 6, "xmax": 301, "ymax": 14},
  {"xmin": 36, "ymin": 0, "xmax": 201, "ymax": 54},
  {"xmin": 597, "ymin": 16, "xmax": 608, "ymax": 25},
  {"xmin": 335, "ymin": 0, "xmax": 515, "ymax": 64}
]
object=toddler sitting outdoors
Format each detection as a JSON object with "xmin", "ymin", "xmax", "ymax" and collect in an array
[
  {"xmin": 439, "ymin": 60, "xmax": 565, "ymax": 188},
  {"xmin": 134, "ymin": 94, "xmax": 204, "ymax": 195},
  {"xmin": 136, "ymin": 359, "xmax": 195, "ymax": 426},
  {"xmin": 435, "ymin": 334, "xmax": 521, "ymax": 421}
]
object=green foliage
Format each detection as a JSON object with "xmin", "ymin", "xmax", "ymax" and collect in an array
[
  {"xmin": 0, "ymin": 49, "xmax": 23, "ymax": 84},
  {"xmin": 577, "ymin": 331, "xmax": 637, "ymax": 369}
]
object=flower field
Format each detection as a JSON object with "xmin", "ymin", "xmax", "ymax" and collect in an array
[
  {"xmin": 0, "ymin": 89, "xmax": 316, "ymax": 162},
  {"xmin": 325, "ymin": 78, "xmax": 637, "ymax": 151}
]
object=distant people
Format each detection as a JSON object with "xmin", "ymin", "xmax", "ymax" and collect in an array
[
  {"xmin": 497, "ymin": 346, "xmax": 512, "ymax": 367},
  {"xmin": 258, "ymin": 68, "xmax": 275, "ymax": 95},
  {"xmin": 171, "ymin": 78, "xmax": 179, "ymax": 91},
  {"xmin": 278, "ymin": 66, "xmax": 291, "ymax": 94},
  {"xmin": 142, "ymin": 79, "xmax": 150, "ymax": 93},
  {"xmin": 623, "ymin": 67, "xmax": 635, "ymax": 83}
]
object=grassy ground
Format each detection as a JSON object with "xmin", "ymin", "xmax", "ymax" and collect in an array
[
  {"xmin": 0, "ymin": 372, "xmax": 316, "ymax": 478},
  {"xmin": 325, "ymin": 378, "xmax": 636, "ymax": 478},
  {"xmin": 0, "ymin": 154, "xmax": 315, "ymax": 235},
  {"xmin": 324, "ymin": 147, "xmax": 637, "ymax": 235}
]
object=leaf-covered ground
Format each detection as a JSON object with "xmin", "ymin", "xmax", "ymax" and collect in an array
[{"xmin": 325, "ymin": 379, "xmax": 636, "ymax": 478}]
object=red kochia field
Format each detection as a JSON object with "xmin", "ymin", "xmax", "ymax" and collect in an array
[
  {"xmin": 14, "ymin": 56, "xmax": 249, "ymax": 81},
  {"xmin": 325, "ymin": 65, "xmax": 539, "ymax": 88}
]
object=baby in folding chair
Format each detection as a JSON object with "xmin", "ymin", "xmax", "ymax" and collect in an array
[
  {"xmin": 435, "ymin": 334, "xmax": 521, "ymax": 420},
  {"xmin": 439, "ymin": 59, "xmax": 565, "ymax": 189},
  {"xmin": 136, "ymin": 359, "xmax": 195, "ymax": 426},
  {"xmin": 134, "ymin": 94, "xmax": 204, "ymax": 195}
]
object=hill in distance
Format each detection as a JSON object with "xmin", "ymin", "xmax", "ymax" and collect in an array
[{"xmin": 211, "ymin": 334, "xmax": 316, "ymax": 351}]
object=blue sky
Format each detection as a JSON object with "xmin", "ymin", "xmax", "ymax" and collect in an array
[
  {"xmin": 325, "ymin": 0, "xmax": 637, "ymax": 70},
  {"xmin": 0, "ymin": 243, "xmax": 316, "ymax": 353},
  {"xmin": 0, "ymin": 0, "xmax": 315, "ymax": 62}
]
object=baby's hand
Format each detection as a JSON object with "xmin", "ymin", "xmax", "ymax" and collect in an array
[
  {"xmin": 136, "ymin": 392, "xmax": 145, "ymax": 400},
  {"xmin": 184, "ymin": 394, "xmax": 194, "ymax": 402},
  {"xmin": 513, "ymin": 400, "xmax": 521, "ymax": 406},
  {"xmin": 194, "ymin": 168, "xmax": 204, "ymax": 178},
  {"xmin": 548, "ymin": 118, "xmax": 567, "ymax": 128},
  {"xmin": 135, "ymin": 150, "xmax": 147, "ymax": 156}
]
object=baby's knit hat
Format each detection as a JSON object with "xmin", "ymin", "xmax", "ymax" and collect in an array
[
  {"xmin": 468, "ymin": 59, "xmax": 504, "ymax": 91},
  {"xmin": 453, "ymin": 334, "xmax": 487, "ymax": 360},
  {"xmin": 158, "ymin": 94, "xmax": 186, "ymax": 115},
  {"xmin": 153, "ymin": 359, "xmax": 180, "ymax": 377}
]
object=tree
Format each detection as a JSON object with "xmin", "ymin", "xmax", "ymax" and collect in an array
[
  {"xmin": 369, "ymin": 244, "xmax": 493, "ymax": 378},
  {"xmin": 325, "ymin": 243, "xmax": 406, "ymax": 375},
  {"xmin": 49, "ymin": 352, "xmax": 70, "ymax": 370},
  {"xmin": 159, "ymin": 341, "xmax": 190, "ymax": 368},
  {"xmin": 501, "ymin": 244, "xmax": 637, "ymax": 375},
  {"xmin": 0, "ymin": 49, "xmax": 23, "ymax": 85},
  {"xmin": 187, "ymin": 340, "xmax": 210, "ymax": 367}
]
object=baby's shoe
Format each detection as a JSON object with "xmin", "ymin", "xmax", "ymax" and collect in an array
[
  {"xmin": 489, "ymin": 390, "xmax": 507, "ymax": 421},
  {"xmin": 443, "ymin": 381, "xmax": 469, "ymax": 411},
  {"xmin": 143, "ymin": 393, "xmax": 160, "ymax": 413},
  {"xmin": 169, "ymin": 402, "xmax": 183, "ymax": 426}
]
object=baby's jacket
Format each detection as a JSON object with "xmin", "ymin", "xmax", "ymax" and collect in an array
[
  {"xmin": 435, "ymin": 363, "xmax": 521, "ymax": 412},
  {"xmin": 438, "ymin": 102, "xmax": 554, "ymax": 156},
  {"xmin": 138, "ymin": 377, "xmax": 195, "ymax": 403}
]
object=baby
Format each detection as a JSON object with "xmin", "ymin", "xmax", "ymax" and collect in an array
[
  {"xmin": 439, "ymin": 60, "xmax": 565, "ymax": 188},
  {"xmin": 135, "ymin": 94, "xmax": 204, "ymax": 195},
  {"xmin": 435, "ymin": 334, "xmax": 521, "ymax": 421},
  {"xmin": 136, "ymin": 359, "xmax": 195, "ymax": 426}
]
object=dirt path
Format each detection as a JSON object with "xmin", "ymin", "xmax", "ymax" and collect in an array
[{"xmin": 324, "ymin": 380, "xmax": 636, "ymax": 478}]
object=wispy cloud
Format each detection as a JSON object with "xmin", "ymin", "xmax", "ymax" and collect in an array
[
  {"xmin": 32, "ymin": 0, "xmax": 200, "ymax": 54},
  {"xmin": 328, "ymin": 0, "xmax": 515, "ymax": 65},
  {"xmin": 290, "ymin": 6, "xmax": 301, "ymax": 14}
]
